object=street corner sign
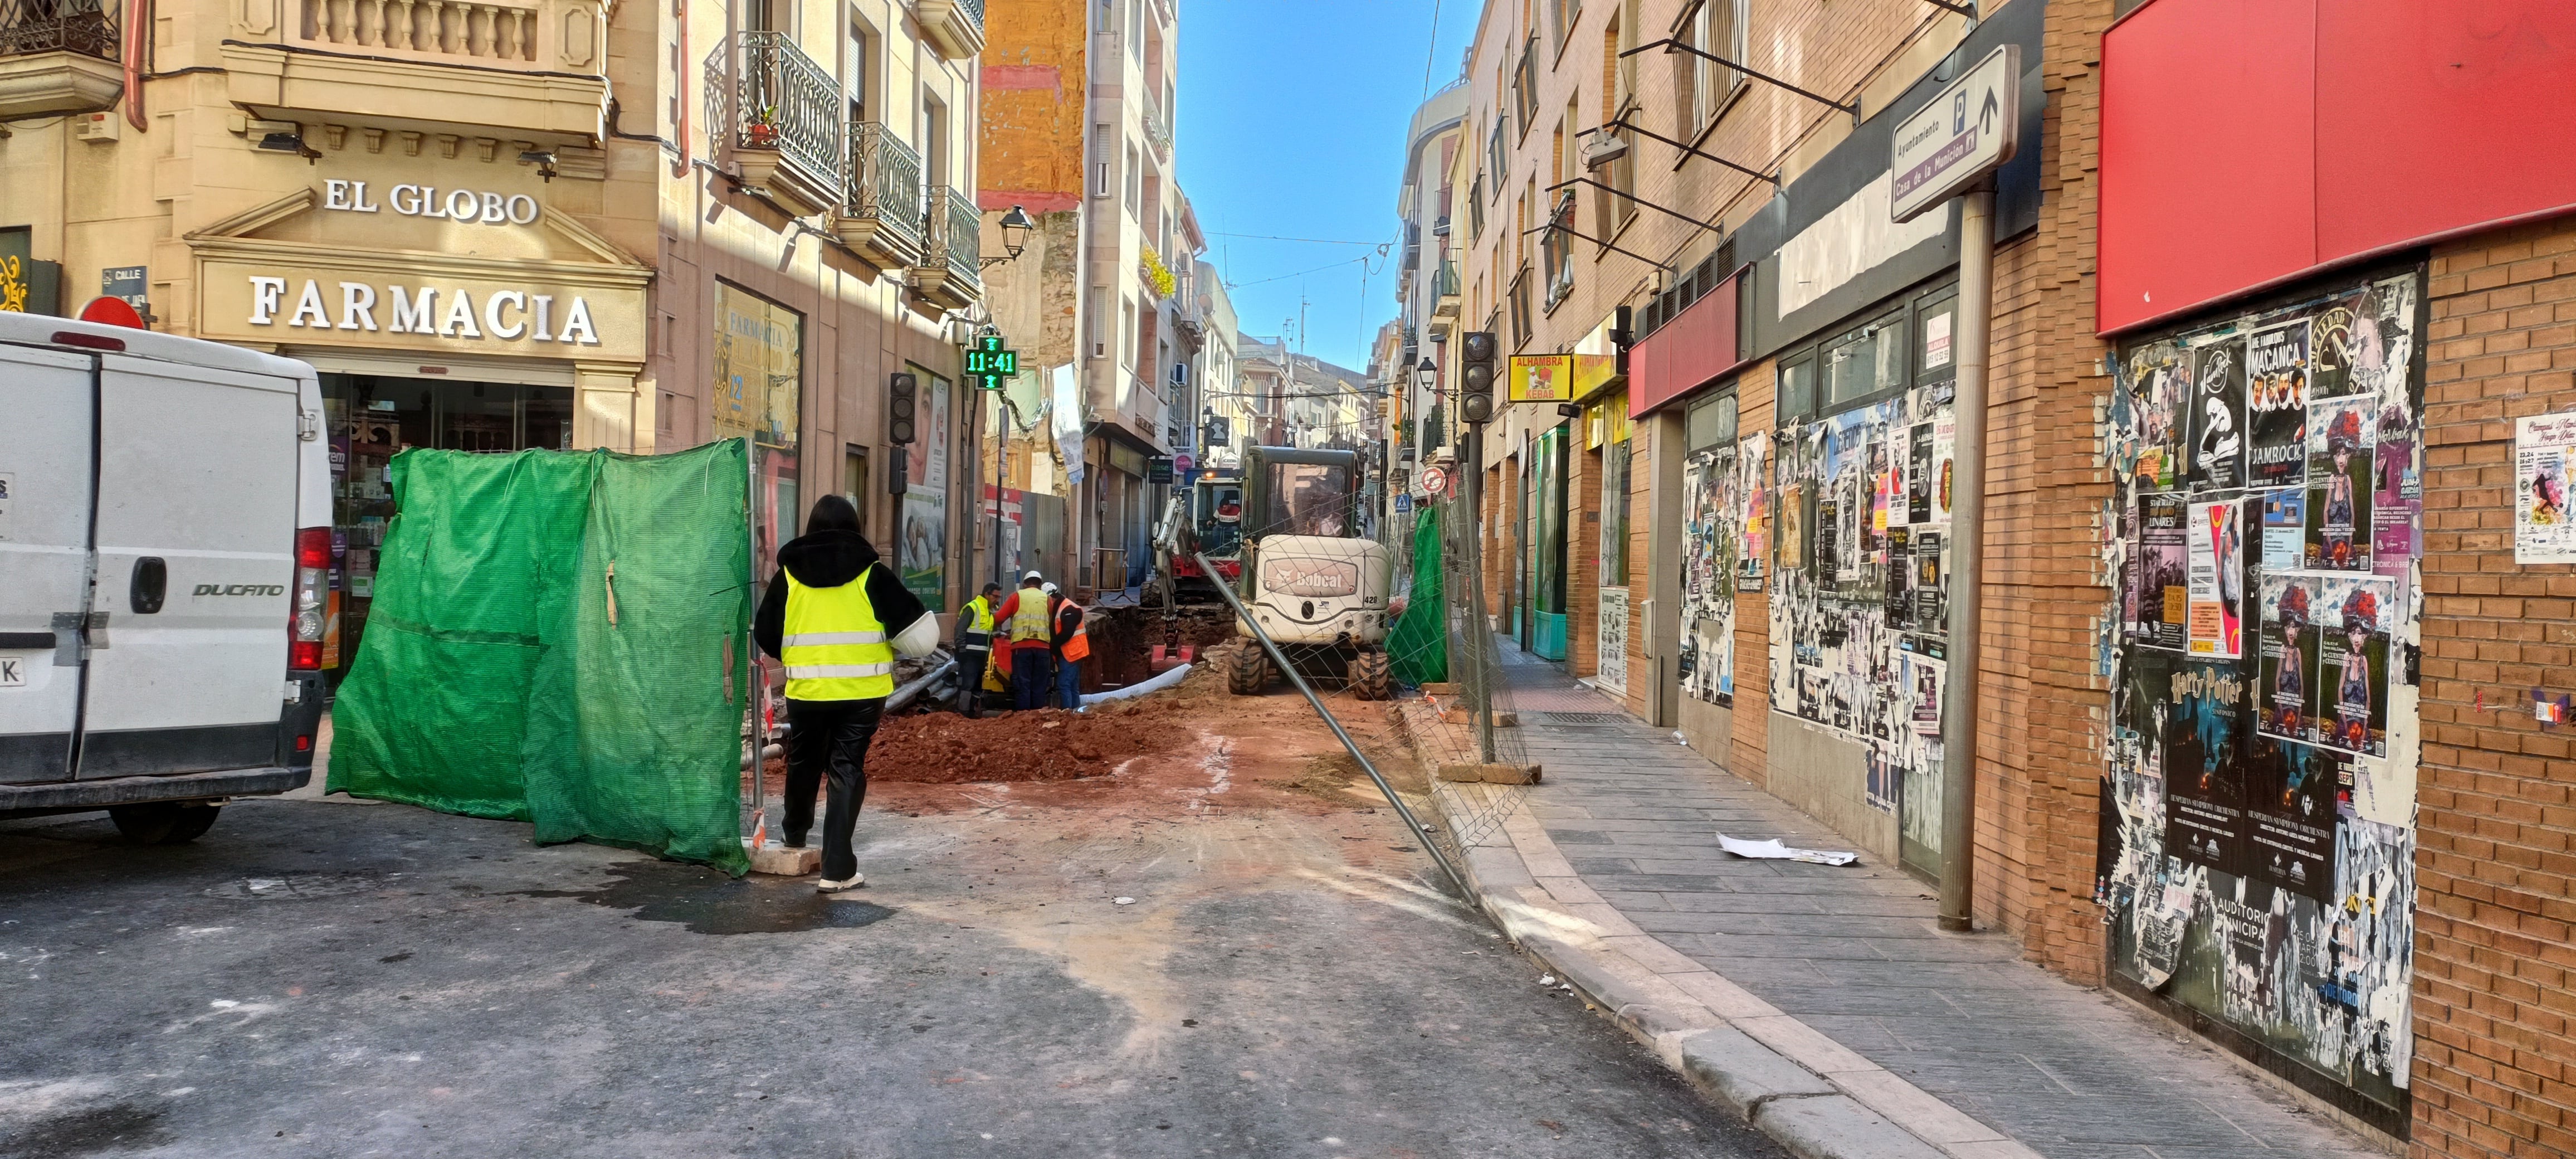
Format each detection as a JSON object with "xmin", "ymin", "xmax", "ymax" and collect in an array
[
  {"xmin": 1507, "ymin": 354, "xmax": 1573, "ymax": 404},
  {"xmin": 1890, "ymin": 43, "xmax": 2021, "ymax": 223}
]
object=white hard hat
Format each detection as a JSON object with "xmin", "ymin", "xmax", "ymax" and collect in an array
[
  {"xmin": 1042, "ymin": 582, "xmax": 1060, "ymax": 595},
  {"xmin": 1023, "ymin": 569, "xmax": 1045, "ymax": 581}
]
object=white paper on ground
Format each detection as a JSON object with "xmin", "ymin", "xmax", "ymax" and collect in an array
[{"xmin": 1717, "ymin": 834, "xmax": 1859, "ymax": 866}]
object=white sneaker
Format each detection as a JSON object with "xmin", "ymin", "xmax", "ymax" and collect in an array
[{"xmin": 817, "ymin": 874, "xmax": 865, "ymax": 892}]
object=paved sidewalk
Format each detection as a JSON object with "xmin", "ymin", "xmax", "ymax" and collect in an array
[{"xmin": 1417, "ymin": 643, "xmax": 2387, "ymax": 1159}]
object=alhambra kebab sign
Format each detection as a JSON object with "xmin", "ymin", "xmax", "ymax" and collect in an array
[{"xmin": 1890, "ymin": 44, "xmax": 2021, "ymax": 224}]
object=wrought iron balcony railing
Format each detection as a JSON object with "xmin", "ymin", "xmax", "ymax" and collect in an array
[
  {"xmin": 1144, "ymin": 100, "xmax": 1173, "ymax": 162},
  {"xmin": 842, "ymin": 120, "xmax": 925, "ymax": 252},
  {"xmin": 704, "ymin": 31, "xmax": 843, "ymax": 211},
  {"xmin": 1, "ymin": 0, "xmax": 118, "ymax": 59},
  {"xmin": 921, "ymin": 184, "xmax": 980, "ymax": 294}
]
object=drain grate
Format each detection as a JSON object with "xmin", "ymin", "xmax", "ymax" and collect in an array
[{"xmin": 1534, "ymin": 711, "xmax": 1629, "ymax": 725}]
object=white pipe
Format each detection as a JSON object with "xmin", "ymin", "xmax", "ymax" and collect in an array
[
  {"xmin": 1079, "ymin": 661, "xmax": 1192, "ymax": 707},
  {"xmin": 740, "ymin": 742, "xmax": 782, "ymax": 770}
]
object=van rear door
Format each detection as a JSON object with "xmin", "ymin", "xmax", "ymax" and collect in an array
[
  {"xmin": 0, "ymin": 344, "xmax": 99, "ymax": 785},
  {"xmin": 76, "ymin": 355, "xmax": 301, "ymax": 778}
]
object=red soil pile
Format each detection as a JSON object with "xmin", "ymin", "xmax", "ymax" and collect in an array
[{"xmin": 858, "ymin": 697, "xmax": 1196, "ymax": 784}]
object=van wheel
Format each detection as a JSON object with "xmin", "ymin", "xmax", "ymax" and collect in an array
[
  {"xmin": 1348, "ymin": 651, "xmax": 1393, "ymax": 701},
  {"xmin": 110, "ymin": 802, "xmax": 221, "ymax": 845},
  {"xmin": 1224, "ymin": 642, "xmax": 1271, "ymax": 695}
]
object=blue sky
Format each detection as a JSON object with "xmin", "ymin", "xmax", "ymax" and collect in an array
[{"xmin": 1178, "ymin": 0, "xmax": 1479, "ymax": 374}]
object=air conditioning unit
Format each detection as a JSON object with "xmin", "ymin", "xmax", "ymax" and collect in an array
[{"xmin": 1169, "ymin": 362, "xmax": 1189, "ymax": 386}]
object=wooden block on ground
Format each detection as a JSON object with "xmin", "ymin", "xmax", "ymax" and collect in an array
[
  {"xmin": 748, "ymin": 844, "xmax": 821, "ymax": 876},
  {"xmin": 1438, "ymin": 762, "xmax": 1543, "ymax": 785}
]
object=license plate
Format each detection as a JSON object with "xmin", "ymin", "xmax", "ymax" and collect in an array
[{"xmin": 0, "ymin": 656, "xmax": 23, "ymax": 687}]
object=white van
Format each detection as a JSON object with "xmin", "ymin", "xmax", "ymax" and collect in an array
[{"xmin": 1, "ymin": 311, "xmax": 331, "ymax": 841}]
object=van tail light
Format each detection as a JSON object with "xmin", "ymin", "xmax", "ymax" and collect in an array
[{"xmin": 291, "ymin": 527, "xmax": 330, "ymax": 670}]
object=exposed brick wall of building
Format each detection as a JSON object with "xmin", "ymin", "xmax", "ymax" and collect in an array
[
  {"xmin": 1965, "ymin": 0, "xmax": 2115, "ymax": 980},
  {"xmin": 2407, "ymin": 214, "xmax": 2576, "ymax": 1159}
]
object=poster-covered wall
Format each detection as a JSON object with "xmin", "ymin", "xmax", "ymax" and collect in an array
[
  {"xmin": 900, "ymin": 367, "xmax": 953, "ymax": 608},
  {"xmin": 1766, "ymin": 389, "xmax": 1955, "ymax": 825},
  {"xmin": 1680, "ymin": 445, "xmax": 1739, "ymax": 705},
  {"xmin": 2095, "ymin": 269, "xmax": 2423, "ymax": 1117},
  {"xmin": 712, "ymin": 283, "xmax": 802, "ymax": 567}
]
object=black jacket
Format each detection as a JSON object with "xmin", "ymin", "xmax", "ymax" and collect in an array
[{"xmin": 752, "ymin": 529, "xmax": 932, "ymax": 662}]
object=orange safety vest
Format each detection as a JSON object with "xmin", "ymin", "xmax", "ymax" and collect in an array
[{"xmin": 1055, "ymin": 600, "xmax": 1090, "ymax": 662}]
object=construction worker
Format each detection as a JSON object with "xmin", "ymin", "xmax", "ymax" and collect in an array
[
  {"xmin": 753, "ymin": 495, "xmax": 936, "ymax": 892},
  {"xmin": 952, "ymin": 582, "xmax": 1001, "ymax": 718},
  {"xmin": 990, "ymin": 571, "xmax": 1056, "ymax": 710},
  {"xmin": 1047, "ymin": 583, "xmax": 1090, "ymax": 709}
]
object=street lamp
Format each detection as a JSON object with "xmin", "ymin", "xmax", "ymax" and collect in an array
[{"xmin": 981, "ymin": 204, "xmax": 1037, "ymax": 267}]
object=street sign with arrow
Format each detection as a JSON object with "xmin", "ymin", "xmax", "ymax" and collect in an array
[{"xmin": 1890, "ymin": 43, "xmax": 2021, "ymax": 223}]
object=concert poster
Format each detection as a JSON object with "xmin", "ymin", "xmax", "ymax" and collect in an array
[
  {"xmin": 2314, "ymin": 574, "xmax": 2393, "ymax": 757},
  {"xmin": 2134, "ymin": 494, "xmax": 2189, "ymax": 651},
  {"xmin": 2306, "ymin": 395, "xmax": 2377, "ymax": 571},
  {"xmin": 2257, "ymin": 573, "xmax": 2320, "ymax": 745},
  {"xmin": 2189, "ymin": 337, "xmax": 2247, "ymax": 491},
  {"xmin": 2245, "ymin": 738, "xmax": 2340, "ymax": 902},
  {"xmin": 2164, "ymin": 659, "xmax": 2250, "ymax": 876},
  {"xmin": 2245, "ymin": 320, "xmax": 2310, "ymax": 486}
]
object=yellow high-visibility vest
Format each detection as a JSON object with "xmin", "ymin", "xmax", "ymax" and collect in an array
[
  {"xmin": 1005, "ymin": 590, "xmax": 1051, "ymax": 644},
  {"xmin": 780, "ymin": 566, "xmax": 895, "ymax": 700},
  {"xmin": 960, "ymin": 595, "xmax": 996, "ymax": 643}
]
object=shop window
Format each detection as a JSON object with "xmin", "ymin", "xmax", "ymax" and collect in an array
[
  {"xmin": 1778, "ymin": 354, "xmax": 1816, "ymax": 424},
  {"xmin": 844, "ymin": 445, "xmax": 869, "ymax": 528},
  {"xmin": 320, "ymin": 373, "xmax": 574, "ymax": 683},
  {"xmin": 1823, "ymin": 308, "xmax": 1906, "ymax": 407},
  {"xmin": 1914, "ymin": 286, "xmax": 1959, "ymax": 385},
  {"xmin": 1687, "ymin": 386, "xmax": 1736, "ymax": 451}
]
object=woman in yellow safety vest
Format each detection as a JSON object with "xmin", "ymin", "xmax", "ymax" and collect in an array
[{"xmin": 753, "ymin": 495, "xmax": 936, "ymax": 892}]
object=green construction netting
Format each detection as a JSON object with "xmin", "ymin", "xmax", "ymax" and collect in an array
[
  {"xmin": 1387, "ymin": 504, "xmax": 1447, "ymax": 686},
  {"xmin": 329, "ymin": 439, "xmax": 752, "ymax": 875}
]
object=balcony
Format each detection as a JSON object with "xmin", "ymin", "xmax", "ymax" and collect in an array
[
  {"xmin": 1138, "ymin": 242, "xmax": 1174, "ymax": 304},
  {"xmin": 705, "ymin": 31, "xmax": 843, "ymax": 217},
  {"xmin": 834, "ymin": 121, "xmax": 924, "ymax": 271},
  {"xmin": 1429, "ymin": 259, "xmax": 1461, "ymax": 338},
  {"xmin": 0, "ymin": 0, "xmax": 121, "ymax": 119},
  {"xmin": 917, "ymin": 0, "xmax": 982, "ymax": 60},
  {"xmin": 1143, "ymin": 101, "xmax": 1173, "ymax": 163},
  {"xmin": 219, "ymin": 0, "xmax": 606, "ymax": 138},
  {"xmin": 909, "ymin": 185, "xmax": 981, "ymax": 310}
]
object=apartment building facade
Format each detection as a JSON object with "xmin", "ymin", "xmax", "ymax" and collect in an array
[
  {"xmin": 979, "ymin": 0, "xmax": 1198, "ymax": 592},
  {"xmin": 1413, "ymin": 1, "xmax": 2576, "ymax": 1154},
  {"xmin": 0, "ymin": 0, "xmax": 991, "ymax": 661}
]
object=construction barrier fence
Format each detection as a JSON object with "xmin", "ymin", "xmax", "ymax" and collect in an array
[{"xmin": 328, "ymin": 439, "xmax": 754, "ymax": 875}]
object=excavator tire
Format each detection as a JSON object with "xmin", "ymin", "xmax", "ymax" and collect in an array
[
  {"xmin": 1348, "ymin": 650, "xmax": 1393, "ymax": 702},
  {"xmin": 1224, "ymin": 641, "xmax": 1272, "ymax": 696}
]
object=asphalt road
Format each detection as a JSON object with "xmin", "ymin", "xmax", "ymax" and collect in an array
[{"xmin": 0, "ymin": 780, "xmax": 1785, "ymax": 1159}]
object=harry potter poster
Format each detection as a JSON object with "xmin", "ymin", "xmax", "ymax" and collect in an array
[
  {"xmin": 2165, "ymin": 660, "xmax": 2250, "ymax": 876},
  {"xmin": 2246, "ymin": 738, "xmax": 2339, "ymax": 902}
]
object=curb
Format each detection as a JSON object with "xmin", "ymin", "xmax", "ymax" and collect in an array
[{"xmin": 1406, "ymin": 703, "xmax": 2037, "ymax": 1159}]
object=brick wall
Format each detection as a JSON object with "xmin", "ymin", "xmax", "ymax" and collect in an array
[
  {"xmin": 1964, "ymin": 0, "xmax": 2117, "ymax": 980},
  {"xmin": 2407, "ymin": 214, "xmax": 2576, "ymax": 1159}
]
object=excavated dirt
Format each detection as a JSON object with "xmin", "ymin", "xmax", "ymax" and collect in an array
[
  {"xmin": 743, "ymin": 656, "xmax": 1424, "ymax": 821},
  {"xmin": 863, "ymin": 699, "xmax": 1191, "ymax": 784},
  {"xmin": 1084, "ymin": 605, "xmax": 1243, "ymax": 688}
]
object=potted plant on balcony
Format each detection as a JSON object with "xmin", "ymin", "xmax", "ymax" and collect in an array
[{"xmin": 746, "ymin": 108, "xmax": 782, "ymax": 149}]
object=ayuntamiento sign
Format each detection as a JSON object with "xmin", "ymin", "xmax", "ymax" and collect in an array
[{"xmin": 1891, "ymin": 44, "xmax": 2021, "ymax": 223}]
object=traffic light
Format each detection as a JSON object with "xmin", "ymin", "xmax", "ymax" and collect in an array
[
  {"xmin": 1459, "ymin": 330, "xmax": 1496, "ymax": 423},
  {"xmin": 888, "ymin": 372, "xmax": 917, "ymax": 445}
]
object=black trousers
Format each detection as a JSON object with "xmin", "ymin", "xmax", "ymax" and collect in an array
[
  {"xmin": 1008, "ymin": 648, "xmax": 1055, "ymax": 710},
  {"xmin": 783, "ymin": 697, "xmax": 885, "ymax": 882},
  {"xmin": 953, "ymin": 647, "xmax": 989, "ymax": 718}
]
